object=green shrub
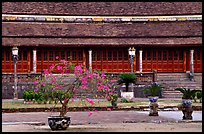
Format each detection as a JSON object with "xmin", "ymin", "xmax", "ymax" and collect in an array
[
  {"xmin": 143, "ymin": 82, "xmax": 163, "ymax": 97},
  {"xmin": 22, "ymin": 91, "xmax": 29, "ymax": 102},
  {"xmin": 121, "ymin": 97, "xmax": 133, "ymax": 103},
  {"xmin": 34, "ymin": 92, "xmax": 43, "ymax": 103},
  {"xmin": 175, "ymin": 88, "xmax": 200, "ymax": 99},
  {"xmin": 117, "ymin": 73, "xmax": 136, "ymax": 92},
  {"xmin": 42, "ymin": 92, "xmax": 50, "ymax": 104},
  {"xmin": 28, "ymin": 91, "xmax": 35, "ymax": 101},
  {"xmin": 196, "ymin": 90, "xmax": 202, "ymax": 103},
  {"xmin": 22, "ymin": 91, "xmax": 35, "ymax": 102}
]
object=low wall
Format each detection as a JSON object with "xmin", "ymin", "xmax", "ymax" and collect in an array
[
  {"xmin": 2, "ymin": 72, "xmax": 155, "ymax": 99},
  {"xmin": 2, "ymin": 73, "xmax": 42, "ymax": 99}
]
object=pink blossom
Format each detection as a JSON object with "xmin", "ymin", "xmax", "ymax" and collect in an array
[
  {"xmin": 89, "ymin": 100, "xmax": 95, "ymax": 105},
  {"xmin": 44, "ymin": 69, "xmax": 49, "ymax": 76},
  {"xmin": 50, "ymin": 65, "xmax": 54, "ymax": 70},
  {"xmin": 81, "ymin": 85, "xmax": 88, "ymax": 90},
  {"xmin": 80, "ymin": 76, "xmax": 86, "ymax": 82},
  {"xmin": 57, "ymin": 65, "xmax": 62, "ymax": 70},
  {"xmin": 74, "ymin": 65, "xmax": 83, "ymax": 74},
  {"xmin": 99, "ymin": 85, "xmax": 105, "ymax": 90},
  {"xmin": 101, "ymin": 72, "xmax": 106, "ymax": 77},
  {"xmin": 33, "ymin": 81, "xmax": 38, "ymax": 85},
  {"xmin": 60, "ymin": 59, "xmax": 65, "ymax": 62},
  {"xmin": 85, "ymin": 98, "xmax": 95, "ymax": 105},
  {"xmin": 56, "ymin": 56, "xmax": 59, "ymax": 59},
  {"xmin": 87, "ymin": 73, "xmax": 93, "ymax": 79},
  {"xmin": 74, "ymin": 71, "xmax": 79, "ymax": 75},
  {"xmin": 104, "ymin": 85, "xmax": 109, "ymax": 90},
  {"xmin": 88, "ymin": 111, "xmax": 93, "ymax": 117},
  {"xmin": 107, "ymin": 108, "xmax": 112, "ymax": 111}
]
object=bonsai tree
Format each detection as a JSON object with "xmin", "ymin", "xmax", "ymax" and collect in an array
[
  {"xmin": 117, "ymin": 73, "xmax": 136, "ymax": 92},
  {"xmin": 143, "ymin": 82, "xmax": 163, "ymax": 97},
  {"xmin": 34, "ymin": 59, "xmax": 114, "ymax": 117},
  {"xmin": 175, "ymin": 88, "xmax": 200, "ymax": 100}
]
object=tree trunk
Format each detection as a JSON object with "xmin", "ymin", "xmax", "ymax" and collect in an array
[
  {"xmin": 125, "ymin": 83, "xmax": 129, "ymax": 92},
  {"xmin": 60, "ymin": 104, "xmax": 67, "ymax": 117},
  {"xmin": 59, "ymin": 98, "xmax": 69, "ymax": 117}
]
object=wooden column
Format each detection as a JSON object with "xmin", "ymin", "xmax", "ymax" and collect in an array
[
  {"xmin": 28, "ymin": 49, "xmax": 31, "ymax": 73},
  {"xmin": 33, "ymin": 49, "xmax": 37, "ymax": 73},
  {"xmin": 183, "ymin": 50, "xmax": 186, "ymax": 72},
  {"xmin": 190, "ymin": 49, "xmax": 194, "ymax": 74},
  {"xmin": 82, "ymin": 49, "xmax": 86, "ymax": 67},
  {"xmin": 139, "ymin": 50, "xmax": 143, "ymax": 73},
  {"xmin": 88, "ymin": 49, "xmax": 92, "ymax": 72},
  {"xmin": 134, "ymin": 50, "xmax": 136, "ymax": 72}
]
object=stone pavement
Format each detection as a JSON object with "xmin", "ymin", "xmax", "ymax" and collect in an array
[
  {"xmin": 2, "ymin": 110, "xmax": 202, "ymax": 132},
  {"xmin": 2, "ymin": 98, "xmax": 202, "ymax": 132}
]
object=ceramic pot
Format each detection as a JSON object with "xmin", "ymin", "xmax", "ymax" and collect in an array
[
  {"xmin": 148, "ymin": 96, "xmax": 159, "ymax": 103},
  {"xmin": 182, "ymin": 99, "xmax": 193, "ymax": 107},
  {"xmin": 48, "ymin": 116, "xmax": 71, "ymax": 130}
]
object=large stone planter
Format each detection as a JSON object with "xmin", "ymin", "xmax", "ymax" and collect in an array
[
  {"xmin": 148, "ymin": 96, "xmax": 159, "ymax": 116},
  {"xmin": 48, "ymin": 116, "xmax": 71, "ymax": 130},
  {"xmin": 121, "ymin": 91, "xmax": 134, "ymax": 101},
  {"xmin": 181, "ymin": 106, "xmax": 193, "ymax": 120},
  {"xmin": 180, "ymin": 99, "xmax": 193, "ymax": 120}
]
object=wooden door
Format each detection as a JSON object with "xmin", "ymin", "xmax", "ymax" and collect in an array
[
  {"xmin": 36, "ymin": 47, "xmax": 84, "ymax": 73},
  {"xmin": 172, "ymin": 50, "xmax": 184, "ymax": 72},
  {"xmin": 2, "ymin": 47, "xmax": 30, "ymax": 73},
  {"xmin": 194, "ymin": 48, "xmax": 202, "ymax": 72},
  {"xmin": 92, "ymin": 48, "xmax": 130, "ymax": 73},
  {"xmin": 17, "ymin": 48, "xmax": 31, "ymax": 73},
  {"xmin": 2, "ymin": 47, "xmax": 13, "ymax": 73},
  {"xmin": 142, "ymin": 48, "xmax": 184, "ymax": 72}
]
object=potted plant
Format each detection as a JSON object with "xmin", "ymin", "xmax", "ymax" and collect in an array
[
  {"xmin": 196, "ymin": 90, "xmax": 202, "ymax": 103},
  {"xmin": 175, "ymin": 88, "xmax": 199, "ymax": 107},
  {"xmin": 107, "ymin": 93, "xmax": 118, "ymax": 107},
  {"xmin": 143, "ymin": 82, "xmax": 163, "ymax": 116},
  {"xmin": 117, "ymin": 73, "xmax": 136, "ymax": 100},
  {"xmin": 175, "ymin": 87, "xmax": 200, "ymax": 120},
  {"xmin": 103, "ymin": 79, "xmax": 119, "ymax": 107},
  {"xmin": 34, "ymin": 59, "xmax": 114, "ymax": 130},
  {"xmin": 143, "ymin": 82, "xmax": 163, "ymax": 103}
]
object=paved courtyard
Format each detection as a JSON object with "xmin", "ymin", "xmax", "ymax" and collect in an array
[{"xmin": 2, "ymin": 110, "xmax": 202, "ymax": 132}]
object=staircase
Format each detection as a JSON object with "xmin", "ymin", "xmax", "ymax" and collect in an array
[{"xmin": 156, "ymin": 73, "xmax": 202, "ymax": 98}]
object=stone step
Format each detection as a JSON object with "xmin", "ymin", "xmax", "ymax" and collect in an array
[
  {"xmin": 157, "ymin": 81, "xmax": 198, "ymax": 84},
  {"xmin": 162, "ymin": 91, "xmax": 183, "ymax": 98},
  {"xmin": 156, "ymin": 73, "xmax": 202, "ymax": 98},
  {"xmin": 159, "ymin": 84, "xmax": 201, "ymax": 88}
]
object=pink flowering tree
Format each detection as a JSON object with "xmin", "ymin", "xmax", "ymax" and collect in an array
[{"xmin": 34, "ymin": 59, "xmax": 116, "ymax": 117}]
